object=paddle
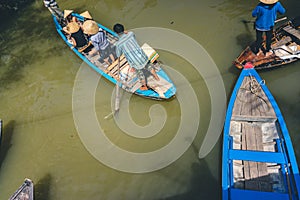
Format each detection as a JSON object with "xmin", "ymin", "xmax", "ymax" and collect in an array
[
  {"xmin": 115, "ymin": 57, "xmax": 121, "ymax": 113},
  {"xmin": 104, "ymin": 57, "xmax": 121, "ymax": 120},
  {"xmin": 242, "ymin": 16, "xmax": 287, "ymax": 24}
]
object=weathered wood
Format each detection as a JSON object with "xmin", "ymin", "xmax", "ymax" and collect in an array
[
  {"xmin": 234, "ymin": 19, "xmax": 300, "ymax": 70},
  {"xmin": 232, "ymin": 112, "xmax": 277, "ymax": 191},
  {"xmin": 105, "ymin": 55, "xmax": 126, "ymax": 73},
  {"xmin": 283, "ymin": 25, "xmax": 300, "ymax": 40},
  {"xmin": 272, "ymin": 36, "xmax": 292, "ymax": 48},
  {"xmin": 232, "ymin": 116, "xmax": 277, "ymax": 122},
  {"xmin": 9, "ymin": 179, "xmax": 34, "ymax": 200}
]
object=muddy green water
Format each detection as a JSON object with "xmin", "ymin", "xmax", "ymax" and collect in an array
[{"xmin": 0, "ymin": 0, "xmax": 299, "ymax": 199}]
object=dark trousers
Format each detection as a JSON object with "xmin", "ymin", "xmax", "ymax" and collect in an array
[{"xmin": 253, "ymin": 29, "xmax": 273, "ymax": 54}]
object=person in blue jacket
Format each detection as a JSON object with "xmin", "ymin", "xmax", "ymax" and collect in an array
[{"xmin": 252, "ymin": 0, "xmax": 285, "ymax": 57}]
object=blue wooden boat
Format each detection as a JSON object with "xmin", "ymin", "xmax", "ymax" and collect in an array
[
  {"xmin": 222, "ymin": 64, "xmax": 300, "ymax": 200},
  {"xmin": 9, "ymin": 178, "xmax": 34, "ymax": 200},
  {"xmin": 48, "ymin": 8, "xmax": 176, "ymax": 100}
]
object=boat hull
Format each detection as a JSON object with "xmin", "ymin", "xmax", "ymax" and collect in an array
[
  {"xmin": 52, "ymin": 12, "xmax": 176, "ymax": 100},
  {"xmin": 222, "ymin": 68, "xmax": 300, "ymax": 200}
]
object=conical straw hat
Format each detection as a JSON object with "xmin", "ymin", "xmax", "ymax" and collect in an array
[
  {"xmin": 64, "ymin": 10, "xmax": 73, "ymax": 18},
  {"xmin": 67, "ymin": 21, "xmax": 80, "ymax": 34},
  {"xmin": 80, "ymin": 11, "xmax": 92, "ymax": 20},
  {"xmin": 260, "ymin": 0, "xmax": 278, "ymax": 4},
  {"xmin": 83, "ymin": 20, "xmax": 99, "ymax": 35}
]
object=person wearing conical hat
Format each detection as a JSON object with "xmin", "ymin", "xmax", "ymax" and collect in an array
[
  {"xmin": 80, "ymin": 11, "xmax": 93, "ymax": 21},
  {"xmin": 63, "ymin": 9, "xmax": 79, "ymax": 24},
  {"xmin": 252, "ymin": 0, "xmax": 285, "ymax": 57},
  {"xmin": 64, "ymin": 21, "xmax": 92, "ymax": 53},
  {"xmin": 64, "ymin": 10, "xmax": 73, "ymax": 19},
  {"xmin": 83, "ymin": 20, "xmax": 115, "ymax": 65},
  {"xmin": 62, "ymin": 9, "xmax": 80, "ymax": 35}
]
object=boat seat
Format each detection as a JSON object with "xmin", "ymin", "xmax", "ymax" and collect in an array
[
  {"xmin": 231, "ymin": 115, "xmax": 277, "ymax": 122},
  {"xmin": 229, "ymin": 149, "xmax": 286, "ymax": 164},
  {"xmin": 271, "ymin": 36, "xmax": 292, "ymax": 48},
  {"xmin": 283, "ymin": 25, "xmax": 300, "ymax": 40}
]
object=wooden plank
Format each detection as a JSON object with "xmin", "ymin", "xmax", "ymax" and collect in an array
[
  {"xmin": 232, "ymin": 97, "xmax": 243, "ymax": 116},
  {"xmin": 244, "ymin": 123, "xmax": 260, "ymax": 190},
  {"xmin": 254, "ymin": 125, "xmax": 263, "ymax": 151},
  {"xmin": 110, "ymin": 62, "xmax": 129, "ymax": 76},
  {"xmin": 242, "ymin": 123, "xmax": 250, "ymax": 185},
  {"xmin": 105, "ymin": 55, "xmax": 125, "ymax": 73},
  {"xmin": 254, "ymin": 125, "xmax": 272, "ymax": 191},
  {"xmin": 232, "ymin": 115, "xmax": 277, "ymax": 122},
  {"xmin": 233, "ymin": 77, "xmax": 250, "ymax": 116},
  {"xmin": 271, "ymin": 36, "xmax": 292, "ymax": 48},
  {"xmin": 110, "ymin": 62, "xmax": 129, "ymax": 77},
  {"xmin": 244, "ymin": 123, "xmax": 268, "ymax": 191},
  {"xmin": 283, "ymin": 25, "xmax": 300, "ymax": 40}
]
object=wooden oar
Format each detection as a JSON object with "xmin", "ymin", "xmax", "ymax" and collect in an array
[
  {"xmin": 114, "ymin": 57, "xmax": 121, "ymax": 113},
  {"xmin": 104, "ymin": 57, "xmax": 121, "ymax": 120}
]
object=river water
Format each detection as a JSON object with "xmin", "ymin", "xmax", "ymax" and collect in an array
[{"xmin": 0, "ymin": 0, "xmax": 299, "ymax": 199}]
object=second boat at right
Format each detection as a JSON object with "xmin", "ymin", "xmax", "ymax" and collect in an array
[{"xmin": 234, "ymin": 16, "xmax": 300, "ymax": 70}]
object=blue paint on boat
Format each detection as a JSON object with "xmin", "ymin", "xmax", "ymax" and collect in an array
[{"xmin": 222, "ymin": 68, "xmax": 300, "ymax": 200}]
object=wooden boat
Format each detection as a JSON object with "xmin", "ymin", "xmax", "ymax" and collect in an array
[
  {"xmin": 222, "ymin": 63, "xmax": 300, "ymax": 200},
  {"xmin": 47, "ymin": 8, "xmax": 176, "ymax": 100},
  {"xmin": 234, "ymin": 16, "xmax": 300, "ymax": 70},
  {"xmin": 9, "ymin": 178, "xmax": 34, "ymax": 200}
]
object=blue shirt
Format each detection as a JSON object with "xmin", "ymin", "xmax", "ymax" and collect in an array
[
  {"xmin": 115, "ymin": 32, "xmax": 148, "ymax": 70},
  {"xmin": 90, "ymin": 31, "xmax": 109, "ymax": 51},
  {"xmin": 252, "ymin": 2, "xmax": 285, "ymax": 31}
]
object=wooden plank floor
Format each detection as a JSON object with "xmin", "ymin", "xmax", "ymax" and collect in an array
[
  {"xmin": 232, "ymin": 76, "xmax": 276, "ymax": 119},
  {"xmin": 230, "ymin": 76, "xmax": 283, "ymax": 192},
  {"xmin": 283, "ymin": 25, "xmax": 300, "ymax": 40}
]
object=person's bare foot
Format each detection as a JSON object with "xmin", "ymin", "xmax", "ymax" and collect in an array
[
  {"xmin": 151, "ymin": 69, "xmax": 160, "ymax": 81},
  {"xmin": 153, "ymin": 74, "xmax": 160, "ymax": 81},
  {"xmin": 265, "ymin": 51, "xmax": 273, "ymax": 57},
  {"xmin": 256, "ymin": 49, "xmax": 264, "ymax": 57}
]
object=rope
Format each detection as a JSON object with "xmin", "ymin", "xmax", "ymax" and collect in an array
[{"xmin": 237, "ymin": 75, "xmax": 270, "ymax": 113}]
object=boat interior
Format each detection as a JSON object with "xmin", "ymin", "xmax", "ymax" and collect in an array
[{"xmin": 229, "ymin": 76, "xmax": 290, "ymax": 194}]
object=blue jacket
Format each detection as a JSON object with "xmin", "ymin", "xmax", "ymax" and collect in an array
[{"xmin": 252, "ymin": 2, "xmax": 285, "ymax": 31}]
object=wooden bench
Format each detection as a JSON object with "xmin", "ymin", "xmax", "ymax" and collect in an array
[
  {"xmin": 283, "ymin": 25, "xmax": 300, "ymax": 40},
  {"xmin": 232, "ymin": 115, "xmax": 277, "ymax": 122}
]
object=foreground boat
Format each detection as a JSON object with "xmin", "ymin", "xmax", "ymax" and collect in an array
[
  {"xmin": 222, "ymin": 64, "xmax": 300, "ymax": 200},
  {"xmin": 234, "ymin": 16, "xmax": 300, "ymax": 70},
  {"xmin": 9, "ymin": 178, "xmax": 34, "ymax": 200},
  {"xmin": 47, "ymin": 7, "xmax": 176, "ymax": 100}
]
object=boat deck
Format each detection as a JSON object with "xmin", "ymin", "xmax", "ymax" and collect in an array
[
  {"xmin": 229, "ymin": 76, "xmax": 286, "ymax": 193},
  {"xmin": 283, "ymin": 25, "xmax": 300, "ymax": 40}
]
